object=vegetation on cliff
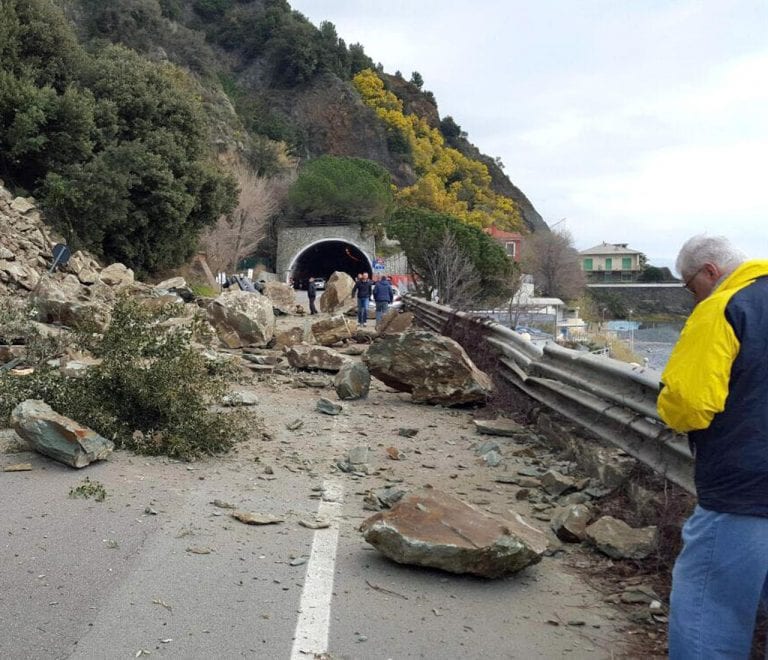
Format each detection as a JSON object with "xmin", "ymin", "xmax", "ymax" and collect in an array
[{"xmin": 0, "ymin": 0, "xmax": 540, "ymax": 282}]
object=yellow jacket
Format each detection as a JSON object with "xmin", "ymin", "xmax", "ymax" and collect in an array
[{"xmin": 658, "ymin": 260, "xmax": 768, "ymax": 432}]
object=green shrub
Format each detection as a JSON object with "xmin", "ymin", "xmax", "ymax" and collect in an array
[{"xmin": 0, "ymin": 298, "xmax": 251, "ymax": 459}]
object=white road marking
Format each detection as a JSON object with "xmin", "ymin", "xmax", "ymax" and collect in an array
[{"xmin": 290, "ymin": 478, "xmax": 345, "ymax": 659}]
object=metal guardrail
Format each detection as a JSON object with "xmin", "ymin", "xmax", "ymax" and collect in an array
[{"xmin": 403, "ymin": 294, "xmax": 694, "ymax": 494}]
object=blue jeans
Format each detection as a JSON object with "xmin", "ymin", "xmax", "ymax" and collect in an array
[
  {"xmin": 356, "ymin": 297, "xmax": 369, "ymax": 324},
  {"xmin": 669, "ymin": 505, "xmax": 768, "ymax": 659},
  {"xmin": 375, "ymin": 300, "xmax": 389, "ymax": 324}
]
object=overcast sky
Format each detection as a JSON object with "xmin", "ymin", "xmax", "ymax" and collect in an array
[{"xmin": 290, "ymin": 0, "xmax": 768, "ymax": 270}]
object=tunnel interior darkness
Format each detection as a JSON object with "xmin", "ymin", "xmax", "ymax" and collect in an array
[{"xmin": 291, "ymin": 240, "xmax": 371, "ymax": 288}]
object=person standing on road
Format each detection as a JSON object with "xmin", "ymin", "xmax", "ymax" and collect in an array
[
  {"xmin": 352, "ymin": 272, "xmax": 373, "ymax": 326},
  {"xmin": 657, "ymin": 234, "xmax": 768, "ymax": 659},
  {"xmin": 372, "ymin": 275, "xmax": 394, "ymax": 326},
  {"xmin": 307, "ymin": 277, "xmax": 318, "ymax": 315}
]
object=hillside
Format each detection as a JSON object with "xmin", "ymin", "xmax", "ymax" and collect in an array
[{"xmin": 1, "ymin": 0, "xmax": 546, "ymax": 274}]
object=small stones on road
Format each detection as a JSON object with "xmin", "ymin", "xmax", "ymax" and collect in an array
[
  {"xmin": 298, "ymin": 517, "xmax": 330, "ymax": 529},
  {"xmin": 231, "ymin": 511, "xmax": 285, "ymax": 525},
  {"xmin": 316, "ymin": 398, "xmax": 342, "ymax": 416}
]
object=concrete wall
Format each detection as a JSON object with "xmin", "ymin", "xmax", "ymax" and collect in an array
[{"xmin": 276, "ymin": 224, "xmax": 375, "ymax": 282}]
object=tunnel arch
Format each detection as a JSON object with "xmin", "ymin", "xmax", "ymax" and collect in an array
[{"xmin": 287, "ymin": 238, "xmax": 372, "ymax": 288}]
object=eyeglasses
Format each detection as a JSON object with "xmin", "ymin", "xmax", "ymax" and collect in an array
[{"xmin": 683, "ymin": 266, "xmax": 706, "ymax": 292}]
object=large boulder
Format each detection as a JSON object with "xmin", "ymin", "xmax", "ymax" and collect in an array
[
  {"xmin": 378, "ymin": 310, "xmax": 414, "ymax": 334},
  {"xmin": 364, "ymin": 331, "xmax": 493, "ymax": 406},
  {"xmin": 319, "ymin": 271, "xmax": 355, "ymax": 313},
  {"xmin": 34, "ymin": 276, "xmax": 111, "ymax": 331},
  {"xmin": 206, "ymin": 291, "xmax": 275, "ymax": 348},
  {"xmin": 360, "ymin": 489, "xmax": 547, "ymax": 577},
  {"xmin": 551, "ymin": 504, "xmax": 592, "ymax": 543},
  {"xmin": 0, "ymin": 259, "xmax": 40, "ymax": 290},
  {"xmin": 334, "ymin": 362, "xmax": 371, "ymax": 400},
  {"xmin": 585, "ymin": 516, "xmax": 658, "ymax": 560},
  {"xmin": 312, "ymin": 315, "xmax": 354, "ymax": 346},
  {"xmin": 285, "ymin": 344, "xmax": 348, "ymax": 372},
  {"xmin": 98, "ymin": 263, "xmax": 134, "ymax": 288},
  {"xmin": 273, "ymin": 325, "xmax": 313, "ymax": 349},
  {"xmin": 11, "ymin": 399, "xmax": 114, "ymax": 468},
  {"xmin": 262, "ymin": 281, "xmax": 296, "ymax": 315}
]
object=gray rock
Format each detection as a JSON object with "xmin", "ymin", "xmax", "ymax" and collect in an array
[
  {"xmin": 360, "ymin": 489, "xmax": 547, "ymax": 578},
  {"xmin": 474, "ymin": 418, "xmax": 527, "ymax": 437},
  {"xmin": 286, "ymin": 344, "xmax": 348, "ymax": 372},
  {"xmin": 377, "ymin": 310, "xmax": 414, "ymax": 334},
  {"xmin": 207, "ymin": 290, "xmax": 275, "ymax": 348},
  {"xmin": 481, "ymin": 450, "xmax": 503, "ymax": 467},
  {"xmin": 262, "ymin": 281, "xmax": 296, "ymax": 315},
  {"xmin": 347, "ymin": 445, "xmax": 370, "ymax": 466},
  {"xmin": 316, "ymin": 397, "xmax": 342, "ymax": 415},
  {"xmin": 585, "ymin": 516, "xmax": 658, "ymax": 560},
  {"xmin": 363, "ymin": 485, "xmax": 407, "ymax": 511},
  {"xmin": 550, "ymin": 504, "xmax": 592, "ymax": 543},
  {"xmin": 334, "ymin": 362, "xmax": 371, "ymax": 400},
  {"xmin": 319, "ymin": 271, "xmax": 355, "ymax": 314},
  {"xmin": 99, "ymin": 263, "xmax": 134, "ymax": 288},
  {"xmin": 11, "ymin": 399, "xmax": 114, "ymax": 468},
  {"xmin": 540, "ymin": 470, "xmax": 578, "ymax": 497},
  {"xmin": 363, "ymin": 331, "xmax": 492, "ymax": 406},
  {"xmin": 312, "ymin": 315, "xmax": 354, "ymax": 346}
]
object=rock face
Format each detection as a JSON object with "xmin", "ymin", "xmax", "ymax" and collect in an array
[
  {"xmin": 364, "ymin": 331, "xmax": 493, "ymax": 406},
  {"xmin": 262, "ymin": 281, "xmax": 296, "ymax": 315},
  {"xmin": 360, "ymin": 489, "xmax": 547, "ymax": 578},
  {"xmin": 319, "ymin": 271, "xmax": 355, "ymax": 313},
  {"xmin": 11, "ymin": 399, "xmax": 114, "ymax": 468},
  {"xmin": 206, "ymin": 291, "xmax": 275, "ymax": 348},
  {"xmin": 285, "ymin": 344, "xmax": 348, "ymax": 372},
  {"xmin": 585, "ymin": 516, "xmax": 658, "ymax": 560},
  {"xmin": 334, "ymin": 362, "xmax": 371, "ymax": 400},
  {"xmin": 312, "ymin": 315, "xmax": 354, "ymax": 346}
]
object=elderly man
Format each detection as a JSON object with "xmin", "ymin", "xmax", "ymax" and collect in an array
[{"xmin": 657, "ymin": 235, "xmax": 768, "ymax": 658}]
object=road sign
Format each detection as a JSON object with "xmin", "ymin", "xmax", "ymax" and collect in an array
[
  {"xmin": 49, "ymin": 243, "xmax": 71, "ymax": 273},
  {"xmin": 373, "ymin": 263, "xmax": 385, "ymax": 271}
]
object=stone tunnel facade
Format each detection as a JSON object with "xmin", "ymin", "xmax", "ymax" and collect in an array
[{"xmin": 276, "ymin": 224, "xmax": 376, "ymax": 283}]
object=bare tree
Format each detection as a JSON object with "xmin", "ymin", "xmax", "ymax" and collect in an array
[
  {"xmin": 520, "ymin": 229, "xmax": 585, "ymax": 300},
  {"xmin": 200, "ymin": 162, "xmax": 295, "ymax": 273},
  {"xmin": 414, "ymin": 230, "xmax": 482, "ymax": 310}
]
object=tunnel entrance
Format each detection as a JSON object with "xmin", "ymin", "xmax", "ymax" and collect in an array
[{"xmin": 290, "ymin": 240, "xmax": 371, "ymax": 289}]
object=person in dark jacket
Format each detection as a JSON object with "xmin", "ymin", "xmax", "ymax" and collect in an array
[
  {"xmin": 658, "ymin": 235, "xmax": 768, "ymax": 658},
  {"xmin": 372, "ymin": 276, "xmax": 394, "ymax": 325},
  {"xmin": 351, "ymin": 272, "xmax": 373, "ymax": 326},
  {"xmin": 307, "ymin": 277, "xmax": 318, "ymax": 315}
]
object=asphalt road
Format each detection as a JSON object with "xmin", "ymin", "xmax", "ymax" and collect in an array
[{"xmin": 0, "ymin": 369, "xmax": 632, "ymax": 660}]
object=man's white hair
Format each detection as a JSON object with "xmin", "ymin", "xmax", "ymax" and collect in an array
[{"xmin": 676, "ymin": 234, "xmax": 746, "ymax": 280}]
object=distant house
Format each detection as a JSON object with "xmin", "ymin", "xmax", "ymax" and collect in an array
[
  {"xmin": 485, "ymin": 227, "xmax": 523, "ymax": 262},
  {"xmin": 579, "ymin": 242, "xmax": 643, "ymax": 282}
]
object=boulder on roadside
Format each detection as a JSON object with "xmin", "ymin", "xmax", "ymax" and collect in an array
[
  {"xmin": 551, "ymin": 504, "xmax": 592, "ymax": 543},
  {"xmin": 316, "ymin": 397, "xmax": 342, "ymax": 415},
  {"xmin": 11, "ymin": 399, "xmax": 114, "ymax": 468},
  {"xmin": 334, "ymin": 362, "xmax": 371, "ymax": 400},
  {"xmin": 285, "ymin": 344, "xmax": 349, "ymax": 372},
  {"xmin": 312, "ymin": 315, "xmax": 354, "ymax": 346},
  {"xmin": 377, "ymin": 310, "xmax": 414, "ymax": 334},
  {"xmin": 261, "ymin": 281, "xmax": 296, "ymax": 315},
  {"xmin": 360, "ymin": 489, "xmax": 547, "ymax": 578},
  {"xmin": 540, "ymin": 470, "xmax": 578, "ymax": 497},
  {"xmin": 585, "ymin": 516, "xmax": 658, "ymax": 560},
  {"xmin": 206, "ymin": 290, "xmax": 275, "ymax": 348},
  {"xmin": 319, "ymin": 271, "xmax": 355, "ymax": 313},
  {"xmin": 273, "ymin": 325, "xmax": 312, "ymax": 349},
  {"xmin": 474, "ymin": 418, "xmax": 527, "ymax": 437},
  {"xmin": 364, "ymin": 331, "xmax": 492, "ymax": 406}
]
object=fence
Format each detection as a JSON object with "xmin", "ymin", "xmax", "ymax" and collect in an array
[{"xmin": 402, "ymin": 294, "xmax": 694, "ymax": 494}]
